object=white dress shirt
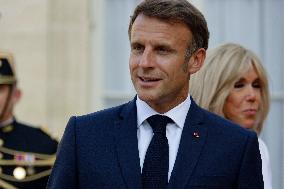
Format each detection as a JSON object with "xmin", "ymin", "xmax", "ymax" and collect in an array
[
  {"xmin": 258, "ymin": 138, "xmax": 273, "ymax": 189},
  {"xmin": 136, "ymin": 95, "xmax": 191, "ymax": 181}
]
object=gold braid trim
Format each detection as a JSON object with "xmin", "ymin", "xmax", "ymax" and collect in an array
[
  {"xmin": 0, "ymin": 157, "xmax": 55, "ymax": 166},
  {"xmin": 0, "ymin": 178, "xmax": 18, "ymax": 189},
  {"xmin": 0, "ymin": 146, "xmax": 56, "ymax": 159},
  {"xmin": 0, "ymin": 169, "xmax": 52, "ymax": 182}
]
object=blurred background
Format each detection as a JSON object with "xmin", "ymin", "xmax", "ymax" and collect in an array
[{"xmin": 0, "ymin": 0, "xmax": 283, "ymax": 188}]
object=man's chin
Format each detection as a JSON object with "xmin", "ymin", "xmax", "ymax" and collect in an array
[
  {"xmin": 137, "ymin": 94, "xmax": 157, "ymax": 103},
  {"xmin": 139, "ymin": 91, "xmax": 163, "ymax": 103}
]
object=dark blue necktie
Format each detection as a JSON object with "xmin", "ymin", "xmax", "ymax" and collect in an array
[{"xmin": 142, "ymin": 115, "xmax": 173, "ymax": 189}]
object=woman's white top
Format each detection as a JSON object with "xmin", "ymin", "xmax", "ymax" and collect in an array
[{"xmin": 259, "ymin": 138, "xmax": 273, "ymax": 189}]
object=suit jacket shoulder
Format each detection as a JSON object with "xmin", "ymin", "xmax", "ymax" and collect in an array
[{"xmin": 72, "ymin": 99, "xmax": 136, "ymax": 134}]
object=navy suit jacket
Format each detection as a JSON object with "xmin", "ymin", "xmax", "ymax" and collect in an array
[{"xmin": 47, "ymin": 98, "xmax": 263, "ymax": 189}]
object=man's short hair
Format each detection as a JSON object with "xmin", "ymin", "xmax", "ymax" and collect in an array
[{"xmin": 128, "ymin": 0, "xmax": 209, "ymax": 51}]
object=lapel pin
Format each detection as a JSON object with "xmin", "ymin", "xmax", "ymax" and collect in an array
[{"xmin": 193, "ymin": 132, "xmax": 200, "ymax": 138}]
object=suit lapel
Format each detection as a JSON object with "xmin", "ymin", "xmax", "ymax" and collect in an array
[
  {"xmin": 168, "ymin": 99, "xmax": 208, "ymax": 189},
  {"xmin": 115, "ymin": 98, "xmax": 142, "ymax": 189}
]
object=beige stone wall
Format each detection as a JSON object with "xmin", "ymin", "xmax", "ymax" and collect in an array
[
  {"xmin": 0, "ymin": 0, "xmax": 90, "ymax": 139},
  {"xmin": 46, "ymin": 0, "xmax": 90, "ymax": 138}
]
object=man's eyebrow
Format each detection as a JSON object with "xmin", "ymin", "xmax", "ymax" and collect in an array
[{"xmin": 130, "ymin": 41, "xmax": 143, "ymax": 48}]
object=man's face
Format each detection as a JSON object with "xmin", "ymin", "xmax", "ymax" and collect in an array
[
  {"xmin": 129, "ymin": 14, "xmax": 196, "ymax": 113},
  {"xmin": 0, "ymin": 85, "xmax": 18, "ymax": 122}
]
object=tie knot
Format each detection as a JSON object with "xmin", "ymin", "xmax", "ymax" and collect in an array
[{"xmin": 147, "ymin": 115, "xmax": 173, "ymax": 134}]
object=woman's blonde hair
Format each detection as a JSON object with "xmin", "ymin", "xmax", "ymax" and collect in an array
[{"xmin": 190, "ymin": 43, "xmax": 270, "ymax": 134}]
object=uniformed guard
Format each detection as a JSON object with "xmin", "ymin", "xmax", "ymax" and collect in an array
[{"xmin": 0, "ymin": 51, "xmax": 58, "ymax": 189}]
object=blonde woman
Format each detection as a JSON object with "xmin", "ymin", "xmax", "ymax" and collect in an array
[{"xmin": 190, "ymin": 43, "xmax": 272, "ymax": 189}]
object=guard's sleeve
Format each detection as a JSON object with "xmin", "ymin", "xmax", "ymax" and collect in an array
[
  {"xmin": 237, "ymin": 132, "xmax": 264, "ymax": 189},
  {"xmin": 47, "ymin": 116, "xmax": 78, "ymax": 189}
]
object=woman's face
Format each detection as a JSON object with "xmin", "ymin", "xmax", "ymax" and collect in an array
[{"xmin": 223, "ymin": 65, "xmax": 262, "ymax": 129}]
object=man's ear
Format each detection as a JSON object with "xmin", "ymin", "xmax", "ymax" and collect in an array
[
  {"xmin": 12, "ymin": 87, "xmax": 22, "ymax": 105},
  {"xmin": 188, "ymin": 48, "xmax": 206, "ymax": 74}
]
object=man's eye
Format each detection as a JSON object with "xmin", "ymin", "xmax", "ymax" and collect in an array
[
  {"xmin": 131, "ymin": 44, "xmax": 144, "ymax": 53},
  {"xmin": 157, "ymin": 47, "xmax": 166, "ymax": 52},
  {"xmin": 155, "ymin": 46, "xmax": 172, "ymax": 55}
]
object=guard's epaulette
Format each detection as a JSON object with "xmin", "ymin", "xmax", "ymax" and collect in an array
[{"xmin": 0, "ymin": 124, "xmax": 14, "ymax": 133}]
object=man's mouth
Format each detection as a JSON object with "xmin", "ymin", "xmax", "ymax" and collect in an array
[{"xmin": 139, "ymin": 76, "xmax": 160, "ymax": 82}]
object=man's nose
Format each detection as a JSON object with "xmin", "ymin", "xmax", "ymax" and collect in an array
[{"xmin": 139, "ymin": 49, "xmax": 154, "ymax": 68}]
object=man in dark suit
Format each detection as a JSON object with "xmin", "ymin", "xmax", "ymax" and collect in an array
[
  {"xmin": 48, "ymin": 0, "xmax": 264, "ymax": 188},
  {"xmin": 0, "ymin": 51, "xmax": 58, "ymax": 189}
]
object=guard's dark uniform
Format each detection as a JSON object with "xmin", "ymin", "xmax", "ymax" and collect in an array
[
  {"xmin": 0, "ymin": 120, "xmax": 58, "ymax": 189},
  {"xmin": 0, "ymin": 52, "xmax": 58, "ymax": 189}
]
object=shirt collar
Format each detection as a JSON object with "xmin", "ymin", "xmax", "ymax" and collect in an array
[{"xmin": 136, "ymin": 95, "xmax": 191, "ymax": 129}]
